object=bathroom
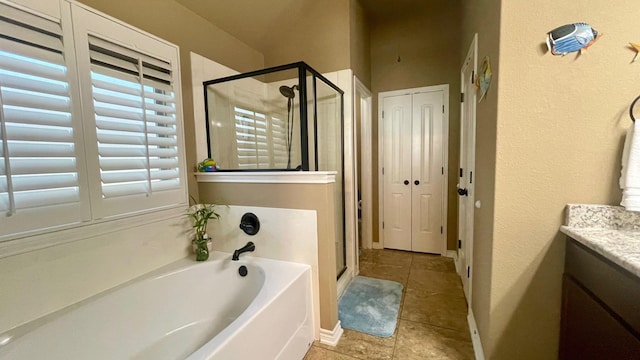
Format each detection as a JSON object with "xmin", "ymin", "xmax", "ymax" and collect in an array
[{"xmin": 2, "ymin": 0, "xmax": 640, "ymax": 359}]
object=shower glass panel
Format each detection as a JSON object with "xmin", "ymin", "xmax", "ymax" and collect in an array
[{"xmin": 203, "ymin": 62, "xmax": 346, "ymax": 277}]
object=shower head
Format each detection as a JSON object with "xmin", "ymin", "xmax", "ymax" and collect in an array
[{"xmin": 279, "ymin": 85, "xmax": 298, "ymax": 99}]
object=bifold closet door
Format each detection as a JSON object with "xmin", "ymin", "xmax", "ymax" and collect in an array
[
  {"xmin": 382, "ymin": 91, "xmax": 444, "ymax": 254},
  {"xmin": 382, "ymin": 94, "xmax": 413, "ymax": 251},
  {"xmin": 410, "ymin": 91, "xmax": 444, "ymax": 254}
]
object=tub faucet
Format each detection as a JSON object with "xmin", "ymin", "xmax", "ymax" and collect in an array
[{"xmin": 232, "ymin": 242, "xmax": 255, "ymax": 261}]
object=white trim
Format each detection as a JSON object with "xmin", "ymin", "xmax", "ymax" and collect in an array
[
  {"xmin": 319, "ymin": 321, "xmax": 344, "ymax": 347},
  {"xmin": 377, "ymin": 84, "xmax": 450, "ymax": 254},
  {"xmin": 195, "ymin": 171, "xmax": 337, "ymax": 184},
  {"xmin": 372, "ymin": 241, "xmax": 383, "ymax": 249},
  {"xmin": 353, "ymin": 76, "xmax": 373, "ymax": 250},
  {"xmin": 468, "ymin": 308, "xmax": 485, "ymax": 360}
]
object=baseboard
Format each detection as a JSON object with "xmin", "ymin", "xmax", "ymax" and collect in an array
[
  {"xmin": 447, "ymin": 250, "xmax": 460, "ymax": 273},
  {"xmin": 467, "ymin": 308, "xmax": 485, "ymax": 360},
  {"xmin": 372, "ymin": 242, "xmax": 383, "ymax": 249},
  {"xmin": 319, "ymin": 321, "xmax": 344, "ymax": 347}
]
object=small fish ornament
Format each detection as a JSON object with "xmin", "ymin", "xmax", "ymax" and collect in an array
[
  {"xmin": 546, "ymin": 23, "xmax": 601, "ymax": 56},
  {"xmin": 629, "ymin": 43, "xmax": 640, "ymax": 63}
]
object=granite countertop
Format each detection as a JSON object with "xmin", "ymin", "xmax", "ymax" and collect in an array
[{"xmin": 560, "ymin": 204, "xmax": 640, "ymax": 278}]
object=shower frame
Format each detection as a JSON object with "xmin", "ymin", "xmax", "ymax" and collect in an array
[
  {"xmin": 202, "ymin": 62, "xmax": 347, "ymax": 278},
  {"xmin": 203, "ymin": 62, "xmax": 344, "ymax": 172}
]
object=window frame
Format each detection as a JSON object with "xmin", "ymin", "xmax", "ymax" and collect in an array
[{"xmin": 0, "ymin": 0, "xmax": 188, "ymax": 251}]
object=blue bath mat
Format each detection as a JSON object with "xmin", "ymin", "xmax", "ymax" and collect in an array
[{"xmin": 338, "ymin": 276, "xmax": 403, "ymax": 337}]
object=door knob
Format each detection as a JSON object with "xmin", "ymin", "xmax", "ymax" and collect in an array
[
  {"xmin": 414, "ymin": 180, "xmax": 420, "ymax": 185},
  {"xmin": 404, "ymin": 180, "xmax": 409, "ymax": 185},
  {"xmin": 457, "ymin": 188, "xmax": 468, "ymax": 196}
]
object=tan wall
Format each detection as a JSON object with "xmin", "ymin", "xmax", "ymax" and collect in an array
[
  {"xmin": 485, "ymin": 1, "xmax": 637, "ymax": 358},
  {"xmin": 262, "ymin": 0, "xmax": 351, "ymax": 73},
  {"xmin": 461, "ymin": 0, "xmax": 501, "ymax": 356},
  {"xmin": 349, "ymin": 0, "xmax": 371, "ymax": 87},
  {"xmin": 370, "ymin": 1, "xmax": 462, "ymax": 249},
  {"xmin": 463, "ymin": 0, "xmax": 638, "ymax": 358},
  {"xmin": 198, "ymin": 182, "xmax": 339, "ymax": 330},
  {"xmin": 77, "ymin": 0, "xmax": 265, "ymax": 201}
]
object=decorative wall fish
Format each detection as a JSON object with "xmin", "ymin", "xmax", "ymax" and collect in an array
[
  {"xmin": 629, "ymin": 43, "xmax": 640, "ymax": 63},
  {"xmin": 546, "ymin": 23, "xmax": 601, "ymax": 56}
]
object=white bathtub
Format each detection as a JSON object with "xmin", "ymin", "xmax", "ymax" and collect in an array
[{"xmin": 0, "ymin": 252, "xmax": 314, "ymax": 360}]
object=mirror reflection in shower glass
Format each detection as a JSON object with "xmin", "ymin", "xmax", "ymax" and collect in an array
[{"xmin": 205, "ymin": 69, "xmax": 302, "ymax": 170}]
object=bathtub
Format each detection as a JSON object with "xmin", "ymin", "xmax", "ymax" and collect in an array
[{"xmin": 0, "ymin": 252, "xmax": 314, "ymax": 360}]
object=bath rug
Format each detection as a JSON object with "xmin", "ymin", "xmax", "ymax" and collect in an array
[{"xmin": 338, "ymin": 276, "xmax": 403, "ymax": 337}]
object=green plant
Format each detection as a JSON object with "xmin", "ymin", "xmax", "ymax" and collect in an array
[
  {"xmin": 186, "ymin": 198, "xmax": 221, "ymax": 261},
  {"xmin": 187, "ymin": 203, "xmax": 220, "ymax": 239}
]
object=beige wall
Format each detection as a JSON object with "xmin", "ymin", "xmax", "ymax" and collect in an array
[
  {"xmin": 262, "ymin": 0, "xmax": 351, "ymax": 73},
  {"xmin": 349, "ymin": 0, "xmax": 371, "ymax": 87},
  {"xmin": 77, "ymin": 0, "xmax": 265, "ymax": 201},
  {"xmin": 370, "ymin": 1, "xmax": 462, "ymax": 249},
  {"xmin": 465, "ymin": 0, "xmax": 637, "ymax": 358},
  {"xmin": 198, "ymin": 182, "xmax": 339, "ymax": 330}
]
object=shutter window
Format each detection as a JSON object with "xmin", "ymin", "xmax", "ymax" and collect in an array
[
  {"xmin": 233, "ymin": 106, "xmax": 290, "ymax": 169},
  {"xmin": 270, "ymin": 115, "xmax": 288, "ymax": 168},
  {"xmin": 0, "ymin": 3, "xmax": 85, "ymax": 236},
  {"xmin": 88, "ymin": 36, "xmax": 180, "ymax": 201}
]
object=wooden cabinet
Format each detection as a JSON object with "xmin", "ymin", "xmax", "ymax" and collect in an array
[{"xmin": 560, "ymin": 239, "xmax": 640, "ymax": 360}]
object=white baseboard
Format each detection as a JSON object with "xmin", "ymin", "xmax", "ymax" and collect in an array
[
  {"xmin": 372, "ymin": 242, "xmax": 383, "ymax": 249},
  {"xmin": 320, "ymin": 321, "xmax": 343, "ymax": 346},
  {"xmin": 468, "ymin": 308, "xmax": 485, "ymax": 360},
  {"xmin": 447, "ymin": 250, "xmax": 460, "ymax": 274}
]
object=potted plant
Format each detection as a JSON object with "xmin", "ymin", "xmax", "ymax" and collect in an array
[{"xmin": 186, "ymin": 201, "xmax": 221, "ymax": 261}]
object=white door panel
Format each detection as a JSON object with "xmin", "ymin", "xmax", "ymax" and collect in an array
[
  {"xmin": 459, "ymin": 35, "xmax": 477, "ymax": 300},
  {"xmin": 412, "ymin": 92, "xmax": 444, "ymax": 253},
  {"xmin": 383, "ymin": 95, "xmax": 412, "ymax": 251},
  {"xmin": 382, "ymin": 90, "xmax": 445, "ymax": 254}
]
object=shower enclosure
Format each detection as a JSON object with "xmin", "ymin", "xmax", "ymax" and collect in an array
[{"xmin": 203, "ymin": 62, "xmax": 346, "ymax": 277}]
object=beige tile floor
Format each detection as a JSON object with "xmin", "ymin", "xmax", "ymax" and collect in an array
[{"xmin": 304, "ymin": 249, "xmax": 474, "ymax": 360}]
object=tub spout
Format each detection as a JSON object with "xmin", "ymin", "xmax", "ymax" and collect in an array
[{"xmin": 232, "ymin": 242, "xmax": 255, "ymax": 261}]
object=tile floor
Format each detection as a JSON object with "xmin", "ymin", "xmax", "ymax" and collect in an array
[{"xmin": 304, "ymin": 249, "xmax": 474, "ymax": 360}]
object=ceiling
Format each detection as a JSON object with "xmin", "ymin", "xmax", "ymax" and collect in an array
[
  {"xmin": 174, "ymin": 0, "xmax": 423, "ymax": 53},
  {"xmin": 173, "ymin": 0, "xmax": 308, "ymax": 52}
]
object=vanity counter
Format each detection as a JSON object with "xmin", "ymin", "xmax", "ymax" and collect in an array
[
  {"xmin": 559, "ymin": 204, "xmax": 640, "ymax": 359},
  {"xmin": 560, "ymin": 204, "xmax": 640, "ymax": 278}
]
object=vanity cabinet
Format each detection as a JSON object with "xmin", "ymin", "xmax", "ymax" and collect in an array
[{"xmin": 560, "ymin": 239, "xmax": 640, "ymax": 360}]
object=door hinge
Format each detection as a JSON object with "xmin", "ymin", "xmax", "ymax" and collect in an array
[
  {"xmin": 382, "ymin": 110, "xmax": 384, "ymax": 119},
  {"xmin": 382, "ymin": 167, "xmax": 384, "ymax": 175},
  {"xmin": 442, "ymin": 105, "xmax": 445, "ymax": 113},
  {"xmin": 471, "ymin": 70, "xmax": 475, "ymax": 84},
  {"xmin": 440, "ymin": 226, "xmax": 443, "ymax": 234},
  {"xmin": 458, "ymin": 239, "xmax": 462, "ymax": 248},
  {"xmin": 459, "ymin": 168, "xmax": 463, "ymax": 178},
  {"xmin": 467, "ymin": 266, "xmax": 470, "ymax": 278},
  {"xmin": 382, "ymin": 222, "xmax": 385, "ymax": 229},
  {"xmin": 441, "ymin": 167, "xmax": 444, "ymax": 175},
  {"xmin": 470, "ymin": 171, "xmax": 473, "ymax": 184},
  {"xmin": 460, "ymin": 93, "xmax": 464, "ymax": 102}
]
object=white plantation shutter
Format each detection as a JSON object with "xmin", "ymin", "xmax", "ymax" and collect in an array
[
  {"xmin": 270, "ymin": 115, "xmax": 288, "ymax": 168},
  {"xmin": 85, "ymin": 35, "xmax": 184, "ymax": 218},
  {"xmin": 234, "ymin": 107, "xmax": 290, "ymax": 169},
  {"xmin": 235, "ymin": 106, "xmax": 270, "ymax": 168},
  {"xmin": 0, "ymin": 2, "xmax": 88, "ymax": 237}
]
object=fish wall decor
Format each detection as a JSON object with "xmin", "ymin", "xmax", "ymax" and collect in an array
[
  {"xmin": 630, "ymin": 43, "xmax": 640, "ymax": 63},
  {"xmin": 546, "ymin": 23, "xmax": 601, "ymax": 56}
]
